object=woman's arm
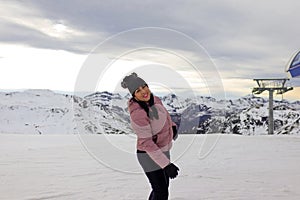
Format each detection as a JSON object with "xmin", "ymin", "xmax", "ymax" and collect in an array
[{"xmin": 130, "ymin": 108, "xmax": 170, "ymax": 168}]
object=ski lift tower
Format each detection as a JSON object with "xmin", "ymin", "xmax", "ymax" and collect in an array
[{"xmin": 252, "ymin": 78, "xmax": 293, "ymax": 134}]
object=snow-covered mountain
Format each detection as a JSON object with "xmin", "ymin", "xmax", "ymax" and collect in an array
[
  {"xmin": 0, "ymin": 89, "xmax": 131, "ymax": 135},
  {"xmin": 0, "ymin": 89, "xmax": 299, "ymax": 135}
]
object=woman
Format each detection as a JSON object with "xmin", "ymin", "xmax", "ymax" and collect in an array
[{"xmin": 121, "ymin": 72, "xmax": 179, "ymax": 200}]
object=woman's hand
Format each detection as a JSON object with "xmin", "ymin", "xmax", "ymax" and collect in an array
[{"xmin": 164, "ymin": 163, "xmax": 179, "ymax": 179}]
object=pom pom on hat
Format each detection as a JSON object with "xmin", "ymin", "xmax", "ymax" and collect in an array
[{"xmin": 121, "ymin": 72, "xmax": 147, "ymax": 95}]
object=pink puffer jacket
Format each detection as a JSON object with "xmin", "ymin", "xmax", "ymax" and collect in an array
[{"xmin": 128, "ymin": 96, "xmax": 174, "ymax": 169}]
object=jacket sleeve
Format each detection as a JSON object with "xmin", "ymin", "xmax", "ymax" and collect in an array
[{"xmin": 130, "ymin": 109, "xmax": 170, "ymax": 169}]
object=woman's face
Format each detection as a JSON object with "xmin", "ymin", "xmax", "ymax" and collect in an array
[{"xmin": 134, "ymin": 84, "xmax": 151, "ymax": 102}]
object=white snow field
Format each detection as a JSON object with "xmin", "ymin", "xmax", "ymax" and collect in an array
[{"xmin": 0, "ymin": 134, "xmax": 300, "ymax": 200}]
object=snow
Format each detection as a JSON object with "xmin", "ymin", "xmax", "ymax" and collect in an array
[{"xmin": 1, "ymin": 134, "xmax": 300, "ymax": 200}]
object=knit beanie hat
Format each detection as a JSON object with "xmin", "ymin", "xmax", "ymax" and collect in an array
[{"xmin": 121, "ymin": 72, "xmax": 147, "ymax": 95}]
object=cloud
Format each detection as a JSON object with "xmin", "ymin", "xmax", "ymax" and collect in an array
[
  {"xmin": 0, "ymin": 0, "xmax": 107, "ymax": 53},
  {"xmin": 1, "ymin": 0, "xmax": 299, "ymax": 56}
]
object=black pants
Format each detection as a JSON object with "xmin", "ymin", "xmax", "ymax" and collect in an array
[{"xmin": 137, "ymin": 150, "xmax": 170, "ymax": 200}]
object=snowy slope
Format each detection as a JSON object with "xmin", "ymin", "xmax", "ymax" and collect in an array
[
  {"xmin": 0, "ymin": 134, "xmax": 300, "ymax": 200},
  {"xmin": 0, "ymin": 89, "xmax": 75, "ymax": 134},
  {"xmin": 0, "ymin": 89, "xmax": 299, "ymax": 135}
]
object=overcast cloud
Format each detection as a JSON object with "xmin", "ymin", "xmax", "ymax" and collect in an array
[{"xmin": 0, "ymin": 0, "xmax": 299, "ymax": 99}]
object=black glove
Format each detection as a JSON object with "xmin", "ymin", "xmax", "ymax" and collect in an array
[
  {"xmin": 164, "ymin": 163, "xmax": 179, "ymax": 179},
  {"xmin": 172, "ymin": 125, "xmax": 178, "ymax": 141}
]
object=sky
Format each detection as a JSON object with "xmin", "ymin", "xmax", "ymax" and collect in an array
[{"xmin": 0, "ymin": 0, "xmax": 299, "ymax": 100}]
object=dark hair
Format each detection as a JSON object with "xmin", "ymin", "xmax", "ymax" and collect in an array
[{"xmin": 132, "ymin": 93, "xmax": 158, "ymax": 120}]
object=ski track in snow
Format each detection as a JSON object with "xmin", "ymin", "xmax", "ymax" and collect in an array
[{"xmin": 0, "ymin": 134, "xmax": 300, "ymax": 200}]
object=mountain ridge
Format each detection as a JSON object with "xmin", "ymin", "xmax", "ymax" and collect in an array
[{"xmin": 0, "ymin": 89, "xmax": 299, "ymax": 135}]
